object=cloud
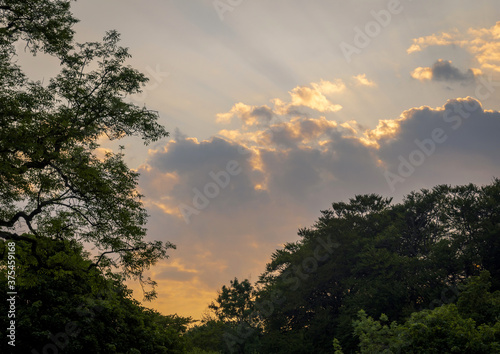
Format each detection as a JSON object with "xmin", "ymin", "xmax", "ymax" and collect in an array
[
  {"xmin": 156, "ymin": 260, "xmax": 199, "ymax": 282},
  {"xmin": 411, "ymin": 59, "xmax": 476, "ymax": 83},
  {"xmin": 144, "ymin": 95, "xmax": 500, "ymax": 221},
  {"xmin": 353, "ymin": 74, "xmax": 377, "ymax": 87},
  {"xmin": 288, "ymin": 80, "xmax": 344, "ymax": 112},
  {"xmin": 410, "ymin": 66, "xmax": 433, "ymax": 81},
  {"xmin": 216, "ymin": 80, "xmax": 344, "ymax": 125},
  {"xmin": 407, "ymin": 29, "xmax": 460, "ymax": 54},
  {"xmin": 368, "ymin": 97, "xmax": 500, "ymax": 164},
  {"xmin": 215, "ymin": 102, "xmax": 274, "ymax": 125},
  {"xmin": 408, "ymin": 21, "xmax": 500, "ymax": 73},
  {"xmin": 94, "ymin": 147, "xmax": 114, "ymax": 161},
  {"xmin": 310, "ymin": 79, "xmax": 346, "ymax": 94}
]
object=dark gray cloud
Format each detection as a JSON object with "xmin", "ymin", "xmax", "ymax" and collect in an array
[
  {"xmin": 431, "ymin": 59, "xmax": 475, "ymax": 83},
  {"xmin": 250, "ymin": 106, "xmax": 274, "ymax": 123},
  {"xmin": 149, "ymin": 136, "xmax": 242, "ymax": 173},
  {"xmin": 377, "ymin": 97, "xmax": 500, "ymax": 193},
  {"xmin": 378, "ymin": 97, "xmax": 500, "ymax": 162},
  {"xmin": 143, "ymin": 135, "xmax": 262, "ymax": 212},
  {"xmin": 411, "ymin": 59, "xmax": 477, "ymax": 84}
]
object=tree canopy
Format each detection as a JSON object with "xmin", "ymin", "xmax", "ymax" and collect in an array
[
  {"xmin": 0, "ymin": 236, "xmax": 191, "ymax": 353},
  {"xmin": 0, "ymin": 0, "xmax": 172, "ymax": 296},
  {"xmin": 189, "ymin": 179, "xmax": 500, "ymax": 353},
  {"xmin": 353, "ymin": 271, "xmax": 500, "ymax": 353},
  {"xmin": 0, "ymin": 1, "xmax": 186, "ymax": 351}
]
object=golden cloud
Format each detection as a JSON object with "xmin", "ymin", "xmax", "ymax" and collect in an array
[
  {"xmin": 311, "ymin": 79, "xmax": 346, "ymax": 94},
  {"xmin": 364, "ymin": 117, "xmax": 403, "ymax": 145},
  {"xmin": 216, "ymin": 102, "xmax": 256, "ymax": 124},
  {"xmin": 216, "ymin": 80, "xmax": 344, "ymax": 124},
  {"xmin": 407, "ymin": 30, "xmax": 459, "ymax": 54},
  {"xmin": 353, "ymin": 74, "xmax": 377, "ymax": 87},
  {"xmin": 408, "ymin": 22, "xmax": 500, "ymax": 72},
  {"xmin": 149, "ymin": 200, "xmax": 185, "ymax": 219},
  {"xmin": 289, "ymin": 84, "xmax": 343, "ymax": 112},
  {"xmin": 153, "ymin": 278, "xmax": 217, "ymax": 319},
  {"xmin": 410, "ymin": 66, "xmax": 433, "ymax": 81}
]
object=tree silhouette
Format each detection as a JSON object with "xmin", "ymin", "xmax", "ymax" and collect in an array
[{"xmin": 0, "ymin": 0, "xmax": 172, "ymax": 297}]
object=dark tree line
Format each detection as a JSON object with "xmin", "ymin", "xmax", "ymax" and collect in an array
[{"xmin": 188, "ymin": 180, "xmax": 500, "ymax": 353}]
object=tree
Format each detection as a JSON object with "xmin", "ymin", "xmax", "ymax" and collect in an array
[
  {"xmin": 457, "ymin": 270, "xmax": 500, "ymax": 325},
  {"xmin": 251, "ymin": 180, "xmax": 500, "ymax": 352},
  {"xmin": 185, "ymin": 318, "xmax": 231, "ymax": 353},
  {"xmin": 0, "ymin": 0, "xmax": 77, "ymax": 54},
  {"xmin": 207, "ymin": 278, "xmax": 262, "ymax": 353},
  {"xmin": 195, "ymin": 180, "xmax": 500, "ymax": 352},
  {"xmin": 209, "ymin": 278, "xmax": 255, "ymax": 324},
  {"xmin": 0, "ymin": 0, "xmax": 172, "ymax": 297},
  {"xmin": 353, "ymin": 271, "xmax": 500, "ymax": 353},
  {"xmin": 0, "ymin": 237, "xmax": 191, "ymax": 353}
]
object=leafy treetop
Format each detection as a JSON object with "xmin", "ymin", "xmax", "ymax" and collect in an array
[{"xmin": 0, "ymin": 0, "xmax": 171, "ymax": 298}]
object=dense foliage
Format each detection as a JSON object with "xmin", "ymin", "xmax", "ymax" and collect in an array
[
  {"xmin": 0, "ymin": 237, "xmax": 191, "ymax": 353},
  {"xmin": 190, "ymin": 179, "xmax": 500, "ymax": 353},
  {"xmin": 0, "ymin": 1, "xmax": 186, "ymax": 352},
  {"xmin": 353, "ymin": 271, "xmax": 500, "ymax": 353},
  {"xmin": 0, "ymin": 0, "xmax": 173, "ymax": 297}
]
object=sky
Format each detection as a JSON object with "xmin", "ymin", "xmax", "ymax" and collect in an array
[{"xmin": 44, "ymin": 0, "xmax": 500, "ymax": 319}]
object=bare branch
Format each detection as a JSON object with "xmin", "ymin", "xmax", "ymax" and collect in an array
[
  {"xmin": 88, "ymin": 246, "xmax": 140, "ymax": 270},
  {"xmin": 0, "ymin": 230, "xmax": 42, "ymax": 266}
]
